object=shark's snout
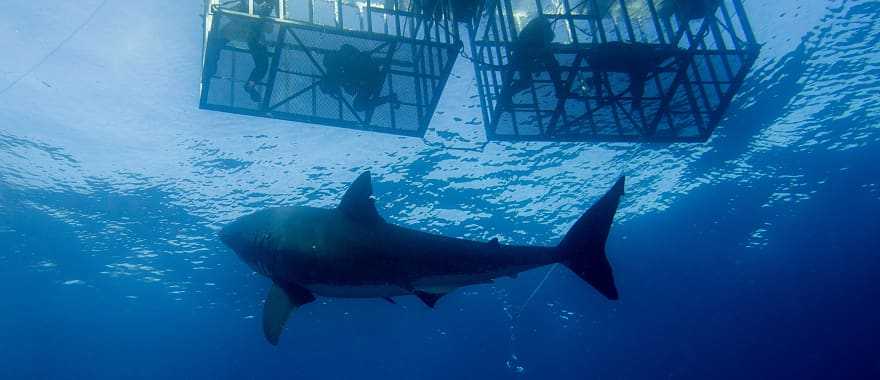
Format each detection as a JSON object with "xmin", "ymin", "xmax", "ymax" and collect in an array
[
  {"xmin": 219, "ymin": 218, "xmax": 251, "ymax": 257},
  {"xmin": 218, "ymin": 221, "xmax": 238, "ymax": 248},
  {"xmin": 218, "ymin": 227, "xmax": 231, "ymax": 246},
  {"xmin": 219, "ymin": 213, "xmax": 277, "ymax": 277}
]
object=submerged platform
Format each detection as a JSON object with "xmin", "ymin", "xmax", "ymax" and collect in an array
[
  {"xmin": 199, "ymin": 0, "xmax": 461, "ymax": 137},
  {"xmin": 467, "ymin": 0, "xmax": 760, "ymax": 142}
]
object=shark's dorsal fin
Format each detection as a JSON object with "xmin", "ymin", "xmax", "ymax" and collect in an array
[
  {"xmin": 262, "ymin": 282, "xmax": 315, "ymax": 345},
  {"xmin": 338, "ymin": 171, "xmax": 384, "ymax": 225}
]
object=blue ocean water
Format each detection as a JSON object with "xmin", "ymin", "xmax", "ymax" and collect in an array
[{"xmin": 1, "ymin": 1, "xmax": 878, "ymax": 379}]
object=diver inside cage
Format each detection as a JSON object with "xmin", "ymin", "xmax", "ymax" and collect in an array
[
  {"xmin": 498, "ymin": 17, "xmax": 567, "ymax": 110},
  {"xmin": 659, "ymin": 0, "xmax": 721, "ymax": 21},
  {"xmin": 583, "ymin": 41, "xmax": 684, "ymax": 109},
  {"xmin": 318, "ymin": 44, "xmax": 399, "ymax": 113},
  {"xmin": 203, "ymin": 0, "xmax": 275, "ymax": 103}
]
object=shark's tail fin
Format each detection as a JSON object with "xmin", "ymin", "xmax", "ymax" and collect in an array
[{"xmin": 558, "ymin": 177, "xmax": 624, "ymax": 300}]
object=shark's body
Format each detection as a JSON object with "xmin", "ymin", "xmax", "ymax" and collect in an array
[{"xmin": 220, "ymin": 172, "xmax": 624, "ymax": 345}]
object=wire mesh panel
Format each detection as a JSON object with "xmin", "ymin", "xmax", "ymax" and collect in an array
[
  {"xmin": 467, "ymin": 0, "xmax": 760, "ymax": 142},
  {"xmin": 199, "ymin": 0, "xmax": 461, "ymax": 137}
]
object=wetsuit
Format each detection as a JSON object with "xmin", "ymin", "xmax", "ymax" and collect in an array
[
  {"xmin": 203, "ymin": 1, "xmax": 274, "ymax": 101},
  {"xmin": 320, "ymin": 44, "xmax": 395, "ymax": 112},
  {"xmin": 499, "ymin": 17, "xmax": 566, "ymax": 108},
  {"xmin": 665, "ymin": 0, "xmax": 720, "ymax": 21},
  {"xmin": 584, "ymin": 41, "xmax": 682, "ymax": 108}
]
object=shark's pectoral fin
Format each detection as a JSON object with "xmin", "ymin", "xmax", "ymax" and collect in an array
[
  {"xmin": 413, "ymin": 290, "xmax": 448, "ymax": 308},
  {"xmin": 262, "ymin": 282, "xmax": 316, "ymax": 345},
  {"xmin": 381, "ymin": 296, "xmax": 396, "ymax": 304}
]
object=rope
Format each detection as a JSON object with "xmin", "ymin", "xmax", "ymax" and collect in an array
[
  {"xmin": 0, "ymin": 0, "xmax": 111, "ymax": 97},
  {"xmin": 502, "ymin": 263, "xmax": 559, "ymax": 374},
  {"xmin": 513, "ymin": 263, "xmax": 558, "ymax": 320}
]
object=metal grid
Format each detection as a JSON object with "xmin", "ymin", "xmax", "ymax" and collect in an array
[
  {"xmin": 199, "ymin": 0, "xmax": 461, "ymax": 137},
  {"xmin": 467, "ymin": 0, "xmax": 760, "ymax": 142}
]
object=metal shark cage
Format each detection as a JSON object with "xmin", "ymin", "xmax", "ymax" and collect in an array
[
  {"xmin": 467, "ymin": 0, "xmax": 760, "ymax": 142},
  {"xmin": 200, "ymin": 0, "xmax": 461, "ymax": 137}
]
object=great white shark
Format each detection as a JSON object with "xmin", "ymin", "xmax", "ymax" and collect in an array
[{"xmin": 220, "ymin": 172, "xmax": 624, "ymax": 345}]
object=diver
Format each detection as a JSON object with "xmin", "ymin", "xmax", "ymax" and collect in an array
[
  {"xmin": 449, "ymin": 0, "xmax": 483, "ymax": 23},
  {"xmin": 203, "ymin": 0, "xmax": 275, "ymax": 102},
  {"xmin": 663, "ymin": 0, "xmax": 720, "ymax": 21},
  {"xmin": 318, "ymin": 44, "xmax": 398, "ymax": 113},
  {"xmin": 584, "ymin": 41, "xmax": 683, "ymax": 109},
  {"xmin": 498, "ymin": 17, "xmax": 566, "ymax": 109}
]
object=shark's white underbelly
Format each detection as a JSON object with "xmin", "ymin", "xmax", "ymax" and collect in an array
[
  {"xmin": 305, "ymin": 283, "xmax": 411, "ymax": 298},
  {"xmin": 303, "ymin": 270, "xmax": 517, "ymax": 298}
]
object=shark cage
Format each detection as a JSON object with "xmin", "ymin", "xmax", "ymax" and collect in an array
[
  {"xmin": 466, "ymin": 0, "xmax": 760, "ymax": 142},
  {"xmin": 199, "ymin": 0, "xmax": 461, "ymax": 136}
]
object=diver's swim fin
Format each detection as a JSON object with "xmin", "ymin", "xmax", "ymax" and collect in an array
[{"xmin": 262, "ymin": 282, "xmax": 315, "ymax": 345}]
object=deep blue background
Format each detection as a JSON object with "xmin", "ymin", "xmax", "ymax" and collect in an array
[{"xmin": 1, "ymin": 1, "xmax": 878, "ymax": 379}]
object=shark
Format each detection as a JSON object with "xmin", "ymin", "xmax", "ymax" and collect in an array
[{"xmin": 219, "ymin": 172, "xmax": 624, "ymax": 345}]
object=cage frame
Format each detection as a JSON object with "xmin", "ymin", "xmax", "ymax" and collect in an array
[
  {"xmin": 466, "ymin": 0, "xmax": 760, "ymax": 143},
  {"xmin": 199, "ymin": 0, "xmax": 462, "ymax": 137}
]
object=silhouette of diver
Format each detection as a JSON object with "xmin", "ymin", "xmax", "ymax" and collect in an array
[
  {"xmin": 584, "ymin": 42, "xmax": 683, "ymax": 109},
  {"xmin": 203, "ymin": 0, "xmax": 274, "ymax": 102},
  {"xmin": 498, "ymin": 17, "xmax": 566, "ymax": 109},
  {"xmin": 319, "ymin": 44, "xmax": 397, "ymax": 113},
  {"xmin": 665, "ymin": 0, "xmax": 720, "ymax": 21}
]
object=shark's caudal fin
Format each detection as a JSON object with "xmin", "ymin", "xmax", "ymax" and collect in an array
[{"xmin": 558, "ymin": 177, "xmax": 625, "ymax": 300}]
